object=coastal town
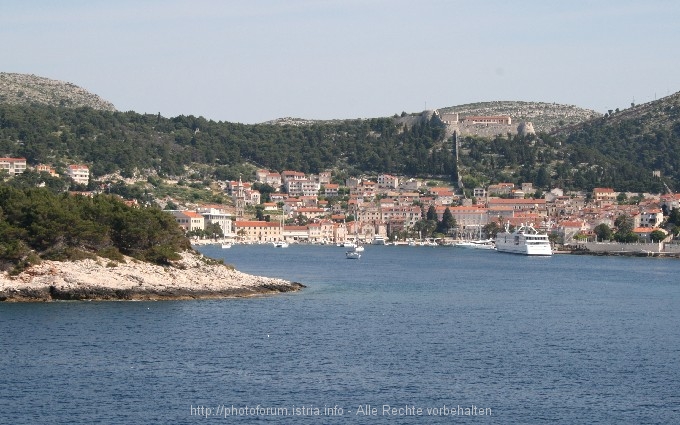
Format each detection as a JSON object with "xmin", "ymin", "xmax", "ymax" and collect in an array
[
  {"xmin": 3, "ymin": 144, "xmax": 680, "ymax": 255},
  {"xmin": 213, "ymin": 169, "xmax": 680, "ymax": 253}
]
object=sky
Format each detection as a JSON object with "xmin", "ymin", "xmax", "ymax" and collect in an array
[{"xmin": 2, "ymin": 0, "xmax": 680, "ymax": 124}]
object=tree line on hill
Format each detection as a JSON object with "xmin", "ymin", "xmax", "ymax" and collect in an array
[
  {"xmin": 0, "ymin": 104, "xmax": 455, "ymax": 181},
  {"xmin": 1, "ymin": 101, "xmax": 679, "ymax": 193},
  {"xmin": 458, "ymin": 129, "xmax": 671, "ymax": 194},
  {"xmin": 562, "ymin": 101, "xmax": 680, "ymax": 193}
]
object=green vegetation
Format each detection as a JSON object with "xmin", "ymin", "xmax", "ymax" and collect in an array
[
  {"xmin": 2, "ymin": 90, "xmax": 680, "ymax": 194},
  {"xmin": 0, "ymin": 103, "xmax": 454, "ymax": 181},
  {"xmin": 664, "ymin": 207, "xmax": 680, "ymax": 237},
  {"xmin": 0, "ymin": 184, "xmax": 190, "ymax": 273},
  {"xmin": 613, "ymin": 214, "xmax": 639, "ymax": 243},
  {"xmin": 593, "ymin": 223, "xmax": 614, "ymax": 241},
  {"xmin": 404, "ymin": 206, "xmax": 457, "ymax": 240},
  {"xmin": 650, "ymin": 230, "xmax": 667, "ymax": 243},
  {"xmin": 458, "ymin": 132, "xmax": 563, "ymax": 190},
  {"xmin": 188, "ymin": 222, "xmax": 224, "ymax": 240},
  {"xmin": 557, "ymin": 92, "xmax": 680, "ymax": 192}
]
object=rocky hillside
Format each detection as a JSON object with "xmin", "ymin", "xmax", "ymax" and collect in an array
[
  {"xmin": 0, "ymin": 73, "xmax": 116, "ymax": 111},
  {"xmin": 439, "ymin": 101, "xmax": 601, "ymax": 133},
  {"xmin": 263, "ymin": 101, "xmax": 602, "ymax": 134},
  {"xmin": 574, "ymin": 91, "xmax": 680, "ymax": 134}
]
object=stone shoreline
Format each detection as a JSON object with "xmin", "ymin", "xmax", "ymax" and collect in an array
[{"xmin": 0, "ymin": 251, "xmax": 304, "ymax": 302}]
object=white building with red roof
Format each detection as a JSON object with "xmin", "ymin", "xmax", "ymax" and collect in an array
[
  {"xmin": 256, "ymin": 169, "xmax": 282, "ymax": 186},
  {"xmin": 66, "ymin": 164, "xmax": 90, "ymax": 185},
  {"xmin": 281, "ymin": 170, "xmax": 306, "ymax": 184},
  {"xmin": 323, "ymin": 183, "xmax": 339, "ymax": 197},
  {"xmin": 170, "ymin": 210, "xmax": 205, "ymax": 232},
  {"xmin": 0, "ymin": 157, "xmax": 27, "ymax": 176},
  {"xmin": 287, "ymin": 180, "xmax": 320, "ymax": 197},
  {"xmin": 637, "ymin": 209, "xmax": 664, "ymax": 228},
  {"xmin": 592, "ymin": 187, "xmax": 617, "ymax": 206}
]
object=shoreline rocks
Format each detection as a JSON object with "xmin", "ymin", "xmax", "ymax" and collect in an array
[{"xmin": 0, "ymin": 251, "xmax": 304, "ymax": 302}]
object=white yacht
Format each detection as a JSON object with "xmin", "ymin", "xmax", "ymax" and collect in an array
[
  {"xmin": 372, "ymin": 235, "xmax": 387, "ymax": 245},
  {"xmin": 454, "ymin": 239, "xmax": 496, "ymax": 250},
  {"xmin": 495, "ymin": 223, "xmax": 552, "ymax": 256},
  {"xmin": 273, "ymin": 241, "xmax": 289, "ymax": 248}
]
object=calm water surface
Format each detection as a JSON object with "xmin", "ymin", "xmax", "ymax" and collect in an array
[{"xmin": 1, "ymin": 245, "xmax": 679, "ymax": 424}]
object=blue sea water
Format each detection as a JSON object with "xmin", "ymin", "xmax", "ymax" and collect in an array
[{"xmin": 1, "ymin": 245, "xmax": 679, "ymax": 424}]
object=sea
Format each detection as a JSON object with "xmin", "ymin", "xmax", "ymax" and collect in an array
[{"xmin": 1, "ymin": 244, "xmax": 679, "ymax": 424}]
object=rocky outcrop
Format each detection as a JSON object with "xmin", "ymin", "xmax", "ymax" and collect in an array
[
  {"xmin": 0, "ymin": 251, "xmax": 304, "ymax": 302},
  {"xmin": 0, "ymin": 73, "xmax": 116, "ymax": 111}
]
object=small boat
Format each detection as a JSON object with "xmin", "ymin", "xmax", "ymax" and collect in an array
[
  {"xmin": 453, "ymin": 239, "xmax": 496, "ymax": 250},
  {"xmin": 221, "ymin": 243, "xmax": 232, "ymax": 249},
  {"xmin": 354, "ymin": 245, "xmax": 365, "ymax": 252},
  {"xmin": 342, "ymin": 241, "xmax": 356, "ymax": 248},
  {"xmin": 273, "ymin": 241, "xmax": 289, "ymax": 248},
  {"xmin": 345, "ymin": 250, "xmax": 361, "ymax": 259}
]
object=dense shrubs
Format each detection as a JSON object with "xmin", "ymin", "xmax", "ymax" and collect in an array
[{"xmin": 0, "ymin": 185, "xmax": 190, "ymax": 272}]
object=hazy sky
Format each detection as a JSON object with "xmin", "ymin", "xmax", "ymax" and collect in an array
[{"xmin": 3, "ymin": 0, "xmax": 679, "ymax": 123}]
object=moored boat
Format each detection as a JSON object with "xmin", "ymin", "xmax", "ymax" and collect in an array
[
  {"xmin": 454, "ymin": 239, "xmax": 496, "ymax": 250},
  {"xmin": 495, "ymin": 223, "xmax": 552, "ymax": 256},
  {"xmin": 372, "ymin": 235, "xmax": 387, "ymax": 245}
]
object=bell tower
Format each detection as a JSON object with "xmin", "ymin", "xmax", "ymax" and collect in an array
[{"xmin": 235, "ymin": 175, "xmax": 246, "ymax": 218}]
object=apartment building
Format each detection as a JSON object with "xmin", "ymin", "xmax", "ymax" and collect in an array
[
  {"xmin": 287, "ymin": 180, "xmax": 320, "ymax": 197},
  {"xmin": 0, "ymin": 157, "xmax": 27, "ymax": 176},
  {"xmin": 66, "ymin": 164, "xmax": 90, "ymax": 185},
  {"xmin": 170, "ymin": 211, "xmax": 205, "ymax": 232},
  {"xmin": 234, "ymin": 221, "xmax": 282, "ymax": 243}
]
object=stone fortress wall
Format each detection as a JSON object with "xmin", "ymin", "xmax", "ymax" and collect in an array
[{"xmin": 435, "ymin": 110, "xmax": 535, "ymax": 139}]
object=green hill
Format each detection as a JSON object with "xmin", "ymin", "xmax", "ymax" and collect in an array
[
  {"xmin": 1, "ymin": 73, "xmax": 680, "ymax": 194},
  {"xmin": 559, "ymin": 92, "xmax": 680, "ymax": 192},
  {"xmin": 0, "ymin": 103, "xmax": 454, "ymax": 180}
]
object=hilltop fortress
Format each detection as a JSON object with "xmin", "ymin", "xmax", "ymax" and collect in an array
[
  {"xmin": 436, "ymin": 110, "xmax": 535, "ymax": 138},
  {"xmin": 397, "ymin": 109, "xmax": 535, "ymax": 139}
]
